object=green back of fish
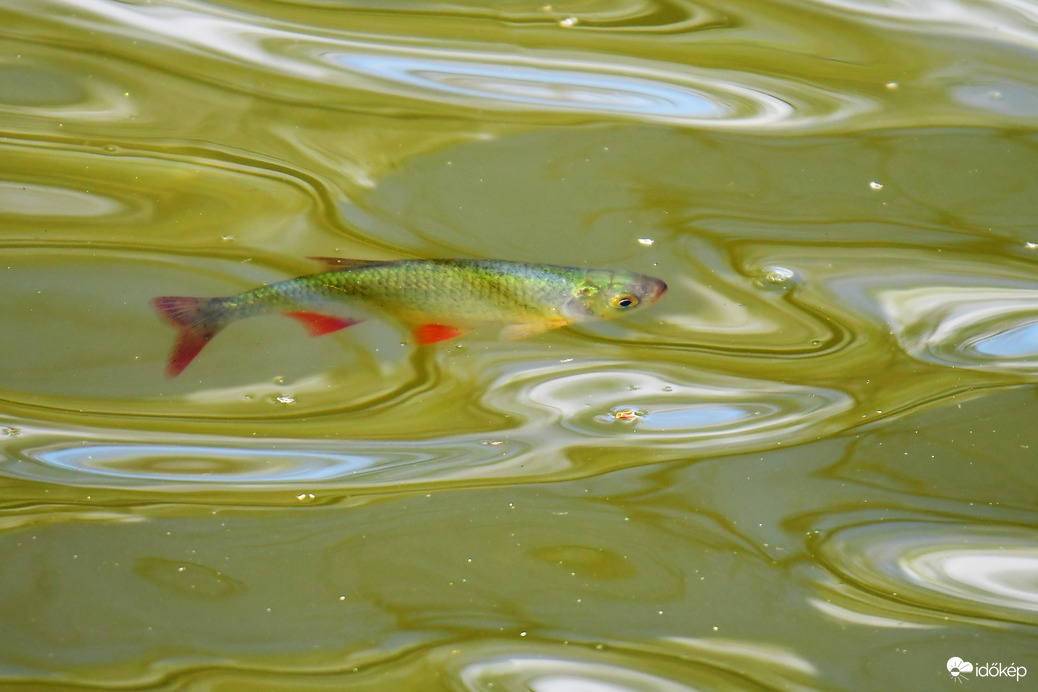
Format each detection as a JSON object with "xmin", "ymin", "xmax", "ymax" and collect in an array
[{"xmin": 242, "ymin": 260, "xmax": 583, "ymax": 325}]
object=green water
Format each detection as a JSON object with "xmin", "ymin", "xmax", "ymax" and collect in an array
[{"xmin": 1, "ymin": 0, "xmax": 1036, "ymax": 689}]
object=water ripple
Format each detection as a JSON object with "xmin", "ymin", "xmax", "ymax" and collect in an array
[
  {"xmin": 12, "ymin": 0, "xmax": 874, "ymax": 131},
  {"xmin": 809, "ymin": 0, "xmax": 1038, "ymax": 49},
  {"xmin": 0, "ymin": 55, "xmax": 136, "ymax": 121},
  {"xmin": 0, "ymin": 180, "xmax": 123, "ymax": 218},
  {"xmin": 27, "ymin": 443, "xmax": 381, "ymax": 484},
  {"xmin": 336, "ymin": 54, "xmax": 725, "ymax": 117},
  {"xmin": 324, "ymin": 51, "xmax": 873, "ymax": 129},
  {"xmin": 457, "ymin": 652, "xmax": 701, "ymax": 692},
  {"xmin": 817, "ymin": 521, "xmax": 1038, "ymax": 625},
  {"xmin": 486, "ymin": 360, "xmax": 855, "ymax": 453},
  {"xmin": 437, "ymin": 638, "xmax": 820, "ymax": 692},
  {"xmin": 2, "ymin": 432, "xmax": 531, "ymax": 489},
  {"xmin": 283, "ymin": 0, "xmax": 720, "ymax": 34},
  {"xmin": 876, "ymin": 286, "xmax": 1038, "ymax": 373}
]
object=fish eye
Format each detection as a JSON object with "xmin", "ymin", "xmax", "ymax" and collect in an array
[{"xmin": 611, "ymin": 294, "xmax": 638, "ymax": 309}]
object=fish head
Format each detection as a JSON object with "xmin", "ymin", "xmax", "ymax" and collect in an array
[{"xmin": 563, "ymin": 269, "xmax": 667, "ymax": 321}]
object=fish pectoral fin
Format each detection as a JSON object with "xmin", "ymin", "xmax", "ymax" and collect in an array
[
  {"xmin": 500, "ymin": 318, "xmax": 572, "ymax": 341},
  {"xmin": 285, "ymin": 311, "xmax": 361, "ymax": 336},
  {"xmin": 413, "ymin": 323, "xmax": 466, "ymax": 345},
  {"xmin": 308, "ymin": 256, "xmax": 393, "ymax": 272}
]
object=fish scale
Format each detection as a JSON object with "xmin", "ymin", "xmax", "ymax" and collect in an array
[{"xmin": 151, "ymin": 258, "xmax": 666, "ymax": 377}]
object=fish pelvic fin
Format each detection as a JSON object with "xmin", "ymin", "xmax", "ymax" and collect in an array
[
  {"xmin": 413, "ymin": 323, "xmax": 466, "ymax": 345},
  {"xmin": 285, "ymin": 311, "xmax": 361, "ymax": 336},
  {"xmin": 150, "ymin": 296, "xmax": 223, "ymax": 378},
  {"xmin": 500, "ymin": 318, "xmax": 572, "ymax": 341},
  {"xmin": 307, "ymin": 256, "xmax": 394, "ymax": 272}
]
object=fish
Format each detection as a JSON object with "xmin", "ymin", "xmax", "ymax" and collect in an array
[{"xmin": 151, "ymin": 257, "xmax": 667, "ymax": 377}]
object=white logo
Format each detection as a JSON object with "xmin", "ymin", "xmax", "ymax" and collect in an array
[
  {"xmin": 947, "ymin": 657, "xmax": 1027, "ymax": 682},
  {"xmin": 948, "ymin": 657, "xmax": 974, "ymax": 682}
]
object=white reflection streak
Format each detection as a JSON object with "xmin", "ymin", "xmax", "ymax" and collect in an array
[
  {"xmin": 459, "ymin": 655, "xmax": 697, "ymax": 692},
  {"xmin": 2, "ymin": 427, "xmax": 536, "ymax": 487},
  {"xmin": 42, "ymin": 0, "xmax": 870, "ymax": 130},
  {"xmin": 811, "ymin": 0, "xmax": 1038, "ymax": 49},
  {"xmin": 664, "ymin": 637, "xmax": 818, "ymax": 675},
  {"xmin": 45, "ymin": 0, "xmax": 332, "ymax": 80},
  {"xmin": 876, "ymin": 285, "xmax": 1038, "ymax": 370},
  {"xmin": 819, "ymin": 522, "xmax": 1038, "ymax": 624},
  {"xmin": 906, "ymin": 550, "xmax": 1038, "ymax": 612},
  {"xmin": 807, "ymin": 597, "xmax": 934, "ymax": 628}
]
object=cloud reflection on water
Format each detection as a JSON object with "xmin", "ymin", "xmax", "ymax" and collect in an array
[{"xmin": 817, "ymin": 521, "xmax": 1038, "ymax": 626}]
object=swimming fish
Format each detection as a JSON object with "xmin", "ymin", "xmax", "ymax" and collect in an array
[{"xmin": 151, "ymin": 257, "xmax": 667, "ymax": 377}]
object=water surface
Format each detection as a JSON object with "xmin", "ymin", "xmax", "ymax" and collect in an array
[{"xmin": 0, "ymin": 0, "xmax": 1036, "ymax": 689}]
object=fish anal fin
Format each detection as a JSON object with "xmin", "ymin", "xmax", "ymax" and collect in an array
[
  {"xmin": 285, "ymin": 311, "xmax": 360, "ymax": 336},
  {"xmin": 413, "ymin": 323, "xmax": 466, "ymax": 345},
  {"xmin": 501, "ymin": 318, "xmax": 571, "ymax": 341},
  {"xmin": 308, "ymin": 256, "xmax": 392, "ymax": 272}
]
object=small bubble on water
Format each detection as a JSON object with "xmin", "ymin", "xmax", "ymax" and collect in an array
[
  {"xmin": 296, "ymin": 493, "xmax": 316, "ymax": 502},
  {"xmin": 559, "ymin": 16, "xmax": 578, "ymax": 27},
  {"xmin": 274, "ymin": 394, "xmax": 296, "ymax": 405},
  {"xmin": 103, "ymin": 144, "xmax": 118, "ymax": 153},
  {"xmin": 482, "ymin": 440, "xmax": 505, "ymax": 446},
  {"xmin": 662, "ymin": 386, "xmax": 673, "ymax": 392},
  {"xmin": 885, "ymin": 82, "xmax": 899, "ymax": 90},
  {"xmin": 637, "ymin": 238, "xmax": 654, "ymax": 247},
  {"xmin": 221, "ymin": 234, "xmax": 235, "ymax": 242},
  {"xmin": 1, "ymin": 427, "xmax": 20, "ymax": 437},
  {"xmin": 869, "ymin": 181, "xmax": 884, "ymax": 190},
  {"xmin": 753, "ymin": 265, "xmax": 798, "ymax": 291},
  {"xmin": 1026, "ymin": 242, "xmax": 1038, "ymax": 250},
  {"xmin": 272, "ymin": 376, "xmax": 286, "ymax": 385}
]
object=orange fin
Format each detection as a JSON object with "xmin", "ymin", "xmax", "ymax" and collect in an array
[
  {"xmin": 500, "ymin": 318, "xmax": 571, "ymax": 341},
  {"xmin": 413, "ymin": 323, "xmax": 466, "ymax": 345},
  {"xmin": 285, "ymin": 311, "xmax": 360, "ymax": 336},
  {"xmin": 308, "ymin": 256, "xmax": 393, "ymax": 272},
  {"xmin": 150, "ymin": 296, "xmax": 221, "ymax": 378}
]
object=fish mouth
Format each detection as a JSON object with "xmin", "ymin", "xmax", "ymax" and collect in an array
[{"xmin": 647, "ymin": 278, "xmax": 668, "ymax": 301}]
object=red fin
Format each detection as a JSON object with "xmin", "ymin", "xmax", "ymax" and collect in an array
[
  {"xmin": 285, "ymin": 311, "xmax": 359, "ymax": 337},
  {"xmin": 150, "ymin": 296, "xmax": 221, "ymax": 378},
  {"xmin": 413, "ymin": 323, "xmax": 465, "ymax": 345},
  {"xmin": 308, "ymin": 256, "xmax": 393, "ymax": 272}
]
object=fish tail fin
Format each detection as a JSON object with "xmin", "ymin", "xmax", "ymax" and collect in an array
[{"xmin": 150, "ymin": 296, "xmax": 225, "ymax": 378}]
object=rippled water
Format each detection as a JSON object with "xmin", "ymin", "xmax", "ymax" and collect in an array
[{"xmin": 1, "ymin": 0, "xmax": 1037, "ymax": 689}]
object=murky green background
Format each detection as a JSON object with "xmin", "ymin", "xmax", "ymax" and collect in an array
[{"xmin": 1, "ymin": 0, "xmax": 1037, "ymax": 689}]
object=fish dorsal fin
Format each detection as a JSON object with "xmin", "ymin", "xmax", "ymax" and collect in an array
[{"xmin": 308, "ymin": 256, "xmax": 394, "ymax": 271}]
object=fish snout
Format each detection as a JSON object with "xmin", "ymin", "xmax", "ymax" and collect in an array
[{"xmin": 643, "ymin": 276, "xmax": 667, "ymax": 303}]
